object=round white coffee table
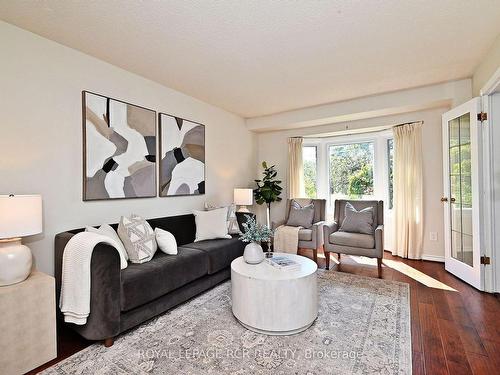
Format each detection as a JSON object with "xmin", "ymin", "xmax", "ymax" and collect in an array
[{"xmin": 231, "ymin": 253, "xmax": 318, "ymax": 335}]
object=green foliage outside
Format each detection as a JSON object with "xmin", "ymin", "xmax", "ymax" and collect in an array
[
  {"xmin": 348, "ymin": 164, "xmax": 373, "ymax": 198},
  {"xmin": 449, "ymin": 144, "xmax": 472, "ymax": 206},
  {"xmin": 304, "ymin": 159, "xmax": 317, "ymax": 198},
  {"xmin": 329, "ymin": 143, "xmax": 374, "ymax": 199}
]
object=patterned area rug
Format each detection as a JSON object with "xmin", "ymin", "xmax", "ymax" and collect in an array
[{"xmin": 43, "ymin": 270, "xmax": 411, "ymax": 374}]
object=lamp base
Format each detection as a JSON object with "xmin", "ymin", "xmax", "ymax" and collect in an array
[
  {"xmin": 237, "ymin": 206, "xmax": 251, "ymax": 213},
  {"xmin": 0, "ymin": 238, "xmax": 33, "ymax": 286}
]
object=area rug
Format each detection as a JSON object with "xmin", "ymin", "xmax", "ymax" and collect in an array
[{"xmin": 42, "ymin": 270, "xmax": 411, "ymax": 374}]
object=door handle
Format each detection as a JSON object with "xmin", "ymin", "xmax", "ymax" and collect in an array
[{"xmin": 441, "ymin": 197, "xmax": 448, "ymax": 202}]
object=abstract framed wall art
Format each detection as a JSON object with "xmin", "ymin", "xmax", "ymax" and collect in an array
[
  {"xmin": 82, "ymin": 91, "xmax": 157, "ymax": 200},
  {"xmin": 159, "ymin": 113, "xmax": 205, "ymax": 197}
]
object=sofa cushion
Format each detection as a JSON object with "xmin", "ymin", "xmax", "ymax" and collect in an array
[
  {"xmin": 147, "ymin": 214, "xmax": 196, "ymax": 246},
  {"xmin": 120, "ymin": 247, "xmax": 208, "ymax": 312},
  {"xmin": 182, "ymin": 237, "xmax": 245, "ymax": 274},
  {"xmin": 329, "ymin": 231, "xmax": 374, "ymax": 249},
  {"xmin": 298, "ymin": 229, "xmax": 313, "ymax": 241}
]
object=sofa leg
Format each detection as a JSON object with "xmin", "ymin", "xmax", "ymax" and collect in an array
[
  {"xmin": 377, "ymin": 258, "xmax": 382, "ymax": 278},
  {"xmin": 104, "ymin": 337, "xmax": 114, "ymax": 347},
  {"xmin": 325, "ymin": 252, "xmax": 330, "ymax": 270},
  {"xmin": 337, "ymin": 253, "xmax": 341, "ymax": 262},
  {"xmin": 313, "ymin": 248, "xmax": 318, "ymax": 264}
]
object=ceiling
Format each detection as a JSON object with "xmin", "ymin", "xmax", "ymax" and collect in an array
[{"xmin": 1, "ymin": 1, "xmax": 500, "ymax": 118}]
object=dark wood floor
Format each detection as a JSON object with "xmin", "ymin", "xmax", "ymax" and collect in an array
[{"xmin": 30, "ymin": 249, "xmax": 499, "ymax": 375}]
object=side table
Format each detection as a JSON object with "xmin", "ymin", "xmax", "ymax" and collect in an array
[{"xmin": 0, "ymin": 271, "xmax": 57, "ymax": 375}]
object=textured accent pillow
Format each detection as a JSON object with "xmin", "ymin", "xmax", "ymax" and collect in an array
[
  {"xmin": 85, "ymin": 224, "xmax": 128, "ymax": 269},
  {"xmin": 118, "ymin": 214, "xmax": 157, "ymax": 263},
  {"xmin": 155, "ymin": 228, "xmax": 178, "ymax": 255},
  {"xmin": 193, "ymin": 207, "xmax": 232, "ymax": 242},
  {"xmin": 286, "ymin": 200, "xmax": 315, "ymax": 228},
  {"xmin": 339, "ymin": 202, "xmax": 374, "ymax": 235}
]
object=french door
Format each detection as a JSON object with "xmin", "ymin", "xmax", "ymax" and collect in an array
[{"xmin": 442, "ymin": 98, "xmax": 483, "ymax": 290}]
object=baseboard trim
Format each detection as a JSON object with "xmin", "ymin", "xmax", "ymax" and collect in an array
[{"xmin": 421, "ymin": 254, "xmax": 445, "ymax": 263}]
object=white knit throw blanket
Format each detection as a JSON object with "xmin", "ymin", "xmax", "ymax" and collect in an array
[
  {"xmin": 60, "ymin": 232, "xmax": 128, "ymax": 325},
  {"xmin": 273, "ymin": 225, "xmax": 302, "ymax": 253}
]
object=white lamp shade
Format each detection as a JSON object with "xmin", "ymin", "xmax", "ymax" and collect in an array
[
  {"xmin": 0, "ymin": 195, "xmax": 43, "ymax": 239},
  {"xmin": 234, "ymin": 188, "xmax": 253, "ymax": 206}
]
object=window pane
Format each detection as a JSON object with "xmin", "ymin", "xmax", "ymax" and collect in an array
[
  {"xmin": 303, "ymin": 146, "xmax": 317, "ymax": 198},
  {"xmin": 329, "ymin": 142, "xmax": 374, "ymax": 202},
  {"xmin": 388, "ymin": 138, "xmax": 394, "ymax": 209}
]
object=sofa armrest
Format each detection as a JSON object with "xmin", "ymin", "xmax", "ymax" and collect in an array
[
  {"xmin": 375, "ymin": 224, "xmax": 384, "ymax": 258},
  {"xmin": 55, "ymin": 233, "xmax": 122, "ymax": 341},
  {"xmin": 271, "ymin": 219, "xmax": 286, "ymax": 231}
]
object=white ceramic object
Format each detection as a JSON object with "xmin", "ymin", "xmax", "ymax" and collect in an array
[
  {"xmin": 231, "ymin": 253, "xmax": 318, "ymax": 335},
  {"xmin": 0, "ymin": 238, "xmax": 33, "ymax": 286},
  {"xmin": 243, "ymin": 242, "xmax": 265, "ymax": 264}
]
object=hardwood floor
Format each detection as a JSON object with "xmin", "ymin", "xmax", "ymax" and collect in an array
[{"xmin": 30, "ymin": 249, "xmax": 499, "ymax": 375}]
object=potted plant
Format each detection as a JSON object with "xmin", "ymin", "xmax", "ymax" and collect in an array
[
  {"xmin": 239, "ymin": 215, "xmax": 273, "ymax": 263},
  {"xmin": 254, "ymin": 161, "xmax": 283, "ymax": 229}
]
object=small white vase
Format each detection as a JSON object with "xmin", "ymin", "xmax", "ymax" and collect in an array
[{"xmin": 243, "ymin": 242, "xmax": 265, "ymax": 264}]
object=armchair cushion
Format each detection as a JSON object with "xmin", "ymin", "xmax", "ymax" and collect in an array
[
  {"xmin": 329, "ymin": 231, "xmax": 374, "ymax": 249},
  {"xmin": 298, "ymin": 228, "xmax": 313, "ymax": 241},
  {"xmin": 286, "ymin": 200, "xmax": 315, "ymax": 228},
  {"xmin": 339, "ymin": 202, "xmax": 374, "ymax": 235}
]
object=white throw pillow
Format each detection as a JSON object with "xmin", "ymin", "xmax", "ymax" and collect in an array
[
  {"xmin": 155, "ymin": 228, "xmax": 178, "ymax": 255},
  {"xmin": 204, "ymin": 202, "xmax": 238, "ymax": 234},
  {"xmin": 193, "ymin": 207, "xmax": 232, "ymax": 242},
  {"xmin": 117, "ymin": 214, "xmax": 158, "ymax": 263},
  {"xmin": 85, "ymin": 224, "xmax": 128, "ymax": 268}
]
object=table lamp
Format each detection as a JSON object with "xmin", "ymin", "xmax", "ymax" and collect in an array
[
  {"xmin": 0, "ymin": 194, "xmax": 42, "ymax": 286},
  {"xmin": 234, "ymin": 188, "xmax": 253, "ymax": 213}
]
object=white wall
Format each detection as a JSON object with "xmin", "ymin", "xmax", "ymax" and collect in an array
[
  {"xmin": 473, "ymin": 33, "xmax": 500, "ymax": 95},
  {"xmin": 256, "ymin": 107, "xmax": 455, "ymax": 260},
  {"xmin": 0, "ymin": 21, "xmax": 257, "ymax": 275}
]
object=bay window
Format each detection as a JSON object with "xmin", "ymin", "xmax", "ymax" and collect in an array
[{"xmin": 303, "ymin": 130, "xmax": 393, "ymax": 217}]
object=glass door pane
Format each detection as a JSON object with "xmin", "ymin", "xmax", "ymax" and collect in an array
[{"xmin": 448, "ymin": 113, "xmax": 473, "ymax": 267}]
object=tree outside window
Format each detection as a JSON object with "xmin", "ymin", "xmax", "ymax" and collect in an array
[
  {"xmin": 329, "ymin": 142, "xmax": 374, "ymax": 201},
  {"xmin": 303, "ymin": 146, "xmax": 317, "ymax": 198}
]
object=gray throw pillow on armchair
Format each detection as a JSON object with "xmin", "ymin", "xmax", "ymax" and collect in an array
[
  {"xmin": 339, "ymin": 202, "xmax": 374, "ymax": 235},
  {"xmin": 286, "ymin": 200, "xmax": 315, "ymax": 228}
]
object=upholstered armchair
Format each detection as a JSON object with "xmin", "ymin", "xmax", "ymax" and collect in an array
[
  {"xmin": 272, "ymin": 198, "xmax": 326, "ymax": 263},
  {"xmin": 323, "ymin": 199, "xmax": 384, "ymax": 277}
]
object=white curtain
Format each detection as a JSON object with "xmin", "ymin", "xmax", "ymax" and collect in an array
[
  {"xmin": 392, "ymin": 122, "xmax": 424, "ymax": 259},
  {"xmin": 288, "ymin": 137, "xmax": 305, "ymax": 198}
]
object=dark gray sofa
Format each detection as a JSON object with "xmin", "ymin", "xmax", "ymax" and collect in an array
[{"xmin": 54, "ymin": 213, "xmax": 245, "ymax": 346}]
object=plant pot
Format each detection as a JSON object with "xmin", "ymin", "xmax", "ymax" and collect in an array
[{"xmin": 243, "ymin": 242, "xmax": 265, "ymax": 264}]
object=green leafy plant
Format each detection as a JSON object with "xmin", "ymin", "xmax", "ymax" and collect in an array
[
  {"xmin": 348, "ymin": 164, "xmax": 373, "ymax": 198},
  {"xmin": 239, "ymin": 215, "xmax": 273, "ymax": 243},
  {"xmin": 254, "ymin": 161, "xmax": 283, "ymax": 226}
]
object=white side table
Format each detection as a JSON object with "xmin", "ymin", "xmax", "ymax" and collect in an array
[
  {"xmin": 0, "ymin": 271, "xmax": 57, "ymax": 375},
  {"xmin": 231, "ymin": 253, "xmax": 318, "ymax": 335}
]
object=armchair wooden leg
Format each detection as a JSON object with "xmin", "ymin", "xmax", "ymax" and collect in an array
[
  {"xmin": 313, "ymin": 248, "xmax": 318, "ymax": 264},
  {"xmin": 104, "ymin": 337, "xmax": 114, "ymax": 347},
  {"xmin": 377, "ymin": 258, "xmax": 382, "ymax": 278},
  {"xmin": 325, "ymin": 251, "xmax": 330, "ymax": 270}
]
